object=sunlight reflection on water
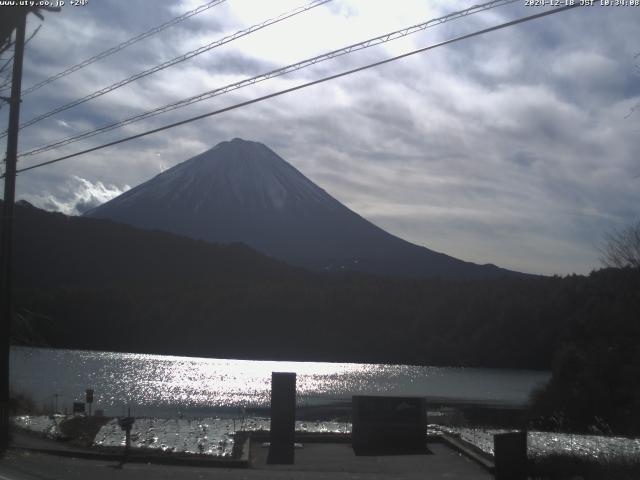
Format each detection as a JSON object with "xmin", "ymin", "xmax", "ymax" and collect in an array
[{"xmin": 11, "ymin": 347, "xmax": 549, "ymax": 417}]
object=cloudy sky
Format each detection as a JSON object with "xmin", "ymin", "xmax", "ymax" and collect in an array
[{"xmin": 1, "ymin": 0, "xmax": 639, "ymax": 276}]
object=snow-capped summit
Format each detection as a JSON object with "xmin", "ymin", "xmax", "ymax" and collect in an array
[
  {"xmin": 86, "ymin": 138, "xmax": 515, "ymax": 278},
  {"xmin": 154, "ymin": 138, "xmax": 334, "ymax": 211},
  {"xmin": 105, "ymin": 138, "xmax": 333, "ymax": 212}
]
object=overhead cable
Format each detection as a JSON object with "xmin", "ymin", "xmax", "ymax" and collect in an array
[
  {"xmin": 0, "ymin": 0, "xmax": 227, "ymax": 96},
  {"xmin": 14, "ymin": 4, "xmax": 582, "ymax": 175},
  {"xmin": 8, "ymin": 0, "xmax": 331, "ymax": 134},
  {"xmin": 18, "ymin": 0, "xmax": 520, "ymax": 156}
]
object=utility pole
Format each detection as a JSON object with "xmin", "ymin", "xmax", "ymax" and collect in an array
[{"xmin": 0, "ymin": 9, "xmax": 27, "ymax": 452}]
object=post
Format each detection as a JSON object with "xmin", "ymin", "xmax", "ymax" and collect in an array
[
  {"xmin": 267, "ymin": 372, "xmax": 296, "ymax": 464},
  {"xmin": 118, "ymin": 407, "xmax": 135, "ymax": 464},
  {"xmin": 85, "ymin": 389, "xmax": 93, "ymax": 416},
  {"xmin": 0, "ymin": 9, "xmax": 27, "ymax": 452}
]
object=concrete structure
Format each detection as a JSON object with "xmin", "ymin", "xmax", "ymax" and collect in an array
[
  {"xmin": 267, "ymin": 372, "xmax": 296, "ymax": 464},
  {"xmin": 494, "ymin": 430, "xmax": 527, "ymax": 480},
  {"xmin": 352, "ymin": 395, "xmax": 427, "ymax": 455}
]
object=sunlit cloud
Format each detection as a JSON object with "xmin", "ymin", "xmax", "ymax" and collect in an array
[{"xmin": 23, "ymin": 176, "xmax": 130, "ymax": 215}]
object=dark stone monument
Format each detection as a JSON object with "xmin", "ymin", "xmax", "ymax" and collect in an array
[
  {"xmin": 352, "ymin": 395, "xmax": 427, "ymax": 455},
  {"xmin": 267, "ymin": 372, "xmax": 296, "ymax": 464},
  {"xmin": 494, "ymin": 431, "xmax": 528, "ymax": 480},
  {"xmin": 72, "ymin": 402, "xmax": 85, "ymax": 414}
]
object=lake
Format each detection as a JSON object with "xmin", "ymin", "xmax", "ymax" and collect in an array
[{"xmin": 11, "ymin": 346, "xmax": 549, "ymax": 418}]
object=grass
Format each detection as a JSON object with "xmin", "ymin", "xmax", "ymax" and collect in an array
[{"xmin": 528, "ymin": 453, "xmax": 640, "ymax": 480}]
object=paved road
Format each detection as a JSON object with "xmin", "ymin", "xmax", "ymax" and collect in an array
[
  {"xmin": 10, "ymin": 431, "xmax": 94, "ymax": 454},
  {"xmin": 0, "ymin": 443, "xmax": 493, "ymax": 480}
]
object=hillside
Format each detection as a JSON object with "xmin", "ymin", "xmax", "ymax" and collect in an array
[
  {"xmin": 4, "ymin": 201, "xmax": 638, "ymax": 372},
  {"xmin": 86, "ymin": 138, "xmax": 518, "ymax": 279}
]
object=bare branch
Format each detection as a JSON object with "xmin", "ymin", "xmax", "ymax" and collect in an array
[{"xmin": 600, "ymin": 221, "xmax": 640, "ymax": 269}]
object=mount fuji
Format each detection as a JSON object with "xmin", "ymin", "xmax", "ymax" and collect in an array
[{"xmin": 85, "ymin": 138, "xmax": 516, "ymax": 279}]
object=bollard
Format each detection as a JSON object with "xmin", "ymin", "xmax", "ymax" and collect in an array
[
  {"xmin": 267, "ymin": 372, "xmax": 296, "ymax": 464},
  {"xmin": 494, "ymin": 431, "xmax": 527, "ymax": 480}
]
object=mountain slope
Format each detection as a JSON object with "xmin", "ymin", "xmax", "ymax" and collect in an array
[
  {"xmin": 86, "ymin": 138, "xmax": 517, "ymax": 279},
  {"xmin": 9, "ymin": 199, "xmax": 297, "ymax": 290}
]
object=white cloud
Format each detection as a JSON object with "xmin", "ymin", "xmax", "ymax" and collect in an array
[{"xmin": 23, "ymin": 176, "xmax": 130, "ymax": 216}]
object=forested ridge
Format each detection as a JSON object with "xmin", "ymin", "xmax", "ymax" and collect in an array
[{"xmin": 7, "ymin": 201, "xmax": 638, "ymax": 375}]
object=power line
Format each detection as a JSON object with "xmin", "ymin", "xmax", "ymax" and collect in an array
[
  {"xmin": 0, "ymin": 0, "xmax": 227, "ymax": 96},
  {"xmin": 5, "ymin": 0, "xmax": 331, "ymax": 135},
  {"xmin": 0, "ymin": 50, "xmax": 15, "ymax": 75},
  {"xmin": 13, "ymin": 4, "xmax": 582, "ymax": 176},
  {"xmin": 0, "ymin": 24, "xmax": 41, "ymax": 97},
  {"xmin": 18, "ymin": 0, "xmax": 520, "ymax": 158},
  {"xmin": 0, "ymin": 43, "xmax": 15, "ymax": 91}
]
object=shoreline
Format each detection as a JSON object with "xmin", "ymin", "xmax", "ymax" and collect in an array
[
  {"xmin": 12, "ymin": 414, "xmax": 640, "ymax": 467},
  {"xmin": 11, "ymin": 418, "xmax": 640, "ymax": 480}
]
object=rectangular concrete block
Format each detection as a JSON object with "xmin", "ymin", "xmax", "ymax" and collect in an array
[
  {"xmin": 267, "ymin": 372, "xmax": 296, "ymax": 464},
  {"xmin": 352, "ymin": 395, "xmax": 427, "ymax": 455}
]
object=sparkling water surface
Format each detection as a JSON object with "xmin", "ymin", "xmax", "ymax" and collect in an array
[{"xmin": 11, "ymin": 346, "xmax": 550, "ymax": 417}]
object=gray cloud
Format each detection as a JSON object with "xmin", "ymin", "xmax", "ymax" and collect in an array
[{"xmin": 3, "ymin": 1, "xmax": 639, "ymax": 275}]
